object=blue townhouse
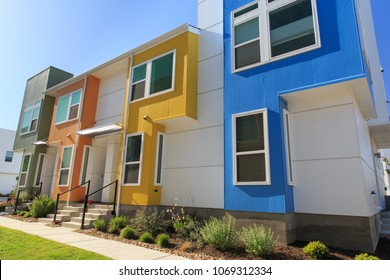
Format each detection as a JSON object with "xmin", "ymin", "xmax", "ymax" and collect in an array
[{"xmin": 223, "ymin": 0, "xmax": 390, "ymax": 252}]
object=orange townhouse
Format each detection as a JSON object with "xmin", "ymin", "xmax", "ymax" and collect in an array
[{"xmin": 44, "ymin": 76, "xmax": 100, "ymax": 202}]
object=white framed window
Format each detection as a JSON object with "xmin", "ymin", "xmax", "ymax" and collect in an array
[
  {"xmin": 232, "ymin": 0, "xmax": 321, "ymax": 71},
  {"xmin": 154, "ymin": 132, "xmax": 165, "ymax": 186},
  {"xmin": 19, "ymin": 153, "xmax": 31, "ymax": 187},
  {"xmin": 59, "ymin": 146, "xmax": 73, "ymax": 186},
  {"xmin": 283, "ymin": 109, "xmax": 294, "ymax": 185},
  {"xmin": 55, "ymin": 89, "xmax": 82, "ymax": 125},
  {"xmin": 5, "ymin": 151, "xmax": 13, "ymax": 162},
  {"xmin": 131, "ymin": 50, "xmax": 176, "ymax": 102},
  {"xmin": 233, "ymin": 109, "xmax": 270, "ymax": 185},
  {"xmin": 21, "ymin": 99, "xmax": 42, "ymax": 134},
  {"xmin": 123, "ymin": 132, "xmax": 144, "ymax": 186},
  {"xmin": 34, "ymin": 153, "xmax": 45, "ymax": 185}
]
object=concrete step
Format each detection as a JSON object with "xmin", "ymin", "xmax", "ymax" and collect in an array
[
  {"xmin": 79, "ymin": 212, "xmax": 108, "ymax": 220},
  {"xmin": 38, "ymin": 217, "xmax": 60, "ymax": 224},
  {"xmin": 57, "ymin": 209, "xmax": 80, "ymax": 217},
  {"xmin": 62, "ymin": 206, "xmax": 83, "ymax": 213},
  {"xmin": 70, "ymin": 216, "xmax": 95, "ymax": 226},
  {"xmin": 47, "ymin": 214, "xmax": 71, "ymax": 222},
  {"xmin": 88, "ymin": 204, "xmax": 114, "ymax": 210},
  {"xmin": 87, "ymin": 208, "xmax": 112, "ymax": 215},
  {"xmin": 61, "ymin": 221, "xmax": 93, "ymax": 229},
  {"xmin": 381, "ymin": 218, "xmax": 390, "ymax": 225},
  {"xmin": 381, "ymin": 211, "xmax": 390, "ymax": 219}
]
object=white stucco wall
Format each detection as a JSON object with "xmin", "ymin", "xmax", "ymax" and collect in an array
[
  {"xmin": 161, "ymin": 0, "xmax": 224, "ymax": 209},
  {"xmin": 0, "ymin": 128, "xmax": 22, "ymax": 194}
]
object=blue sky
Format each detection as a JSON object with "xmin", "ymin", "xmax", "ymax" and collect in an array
[{"xmin": 0, "ymin": 0, "xmax": 389, "ymax": 131}]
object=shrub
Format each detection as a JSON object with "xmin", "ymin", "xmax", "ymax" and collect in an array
[
  {"xmin": 156, "ymin": 233, "xmax": 170, "ymax": 248},
  {"xmin": 120, "ymin": 226, "xmax": 137, "ymax": 240},
  {"xmin": 303, "ymin": 241, "xmax": 331, "ymax": 259},
  {"xmin": 354, "ymin": 253, "xmax": 380, "ymax": 260},
  {"xmin": 174, "ymin": 215, "xmax": 204, "ymax": 243},
  {"xmin": 140, "ymin": 232, "xmax": 154, "ymax": 244},
  {"xmin": 180, "ymin": 241, "xmax": 195, "ymax": 252},
  {"xmin": 108, "ymin": 216, "xmax": 129, "ymax": 233},
  {"xmin": 93, "ymin": 219, "xmax": 106, "ymax": 231},
  {"xmin": 23, "ymin": 211, "xmax": 32, "ymax": 218},
  {"xmin": 131, "ymin": 207, "xmax": 169, "ymax": 236},
  {"xmin": 239, "ymin": 224, "xmax": 276, "ymax": 256},
  {"xmin": 200, "ymin": 217, "xmax": 237, "ymax": 251},
  {"xmin": 29, "ymin": 195, "xmax": 55, "ymax": 218}
]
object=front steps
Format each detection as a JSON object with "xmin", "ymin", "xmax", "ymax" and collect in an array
[
  {"xmin": 38, "ymin": 204, "xmax": 114, "ymax": 229},
  {"xmin": 380, "ymin": 211, "xmax": 390, "ymax": 239}
]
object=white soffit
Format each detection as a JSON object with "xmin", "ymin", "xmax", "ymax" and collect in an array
[
  {"xmin": 77, "ymin": 124, "xmax": 122, "ymax": 137},
  {"xmin": 369, "ymin": 121, "xmax": 390, "ymax": 149}
]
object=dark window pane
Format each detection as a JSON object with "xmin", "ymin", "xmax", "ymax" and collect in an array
[
  {"xmin": 5, "ymin": 151, "xmax": 13, "ymax": 162},
  {"xmin": 234, "ymin": 3, "xmax": 258, "ymax": 18},
  {"xmin": 35, "ymin": 155, "xmax": 44, "ymax": 185},
  {"xmin": 126, "ymin": 135, "xmax": 142, "ymax": 162},
  {"xmin": 236, "ymin": 113, "xmax": 264, "ymax": 152},
  {"xmin": 156, "ymin": 134, "xmax": 164, "ymax": 184},
  {"xmin": 68, "ymin": 104, "xmax": 79, "ymax": 120},
  {"xmin": 133, "ymin": 64, "xmax": 147, "ymax": 83},
  {"xmin": 234, "ymin": 17, "xmax": 259, "ymax": 45},
  {"xmin": 270, "ymin": 0, "xmax": 315, "ymax": 57},
  {"xmin": 237, "ymin": 153, "xmax": 266, "ymax": 182},
  {"xmin": 30, "ymin": 119, "xmax": 37, "ymax": 132},
  {"xmin": 131, "ymin": 81, "xmax": 145, "ymax": 101},
  {"xmin": 150, "ymin": 53, "xmax": 174, "ymax": 94},
  {"xmin": 59, "ymin": 170, "xmax": 69, "ymax": 185},
  {"xmin": 22, "ymin": 155, "xmax": 30, "ymax": 172},
  {"xmin": 81, "ymin": 147, "xmax": 90, "ymax": 183},
  {"xmin": 235, "ymin": 40, "xmax": 261, "ymax": 69},
  {"xmin": 124, "ymin": 164, "xmax": 140, "ymax": 184}
]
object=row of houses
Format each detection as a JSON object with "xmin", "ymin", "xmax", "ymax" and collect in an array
[{"xmin": 11, "ymin": 0, "xmax": 390, "ymax": 252}]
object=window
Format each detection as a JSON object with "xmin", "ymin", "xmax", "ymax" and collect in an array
[
  {"xmin": 55, "ymin": 89, "xmax": 82, "ymax": 124},
  {"xmin": 59, "ymin": 146, "xmax": 73, "ymax": 186},
  {"xmin": 232, "ymin": 0, "xmax": 320, "ymax": 71},
  {"xmin": 19, "ymin": 154, "xmax": 31, "ymax": 187},
  {"xmin": 35, "ymin": 154, "xmax": 45, "ymax": 185},
  {"xmin": 283, "ymin": 110, "xmax": 293, "ymax": 185},
  {"xmin": 131, "ymin": 51, "xmax": 175, "ymax": 101},
  {"xmin": 123, "ymin": 133, "xmax": 144, "ymax": 185},
  {"xmin": 5, "ymin": 151, "xmax": 13, "ymax": 162},
  {"xmin": 233, "ymin": 109, "xmax": 270, "ymax": 185},
  {"xmin": 80, "ymin": 146, "xmax": 91, "ymax": 184},
  {"xmin": 154, "ymin": 132, "xmax": 165, "ymax": 185},
  {"xmin": 21, "ymin": 99, "xmax": 42, "ymax": 134}
]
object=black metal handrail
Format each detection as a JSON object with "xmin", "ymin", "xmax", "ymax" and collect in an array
[
  {"xmin": 52, "ymin": 180, "xmax": 90, "ymax": 224},
  {"xmin": 80, "ymin": 180, "xmax": 118, "ymax": 229},
  {"xmin": 13, "ymin": 182, "xmax": 43, "ymax": 213}
]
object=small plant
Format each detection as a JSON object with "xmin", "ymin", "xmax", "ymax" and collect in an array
[
  {"xmin": 200, "ymin": 217, "xmax": 237, "ymax": 251},
  {"xmin": 108, "ymin": 216, "xmax": 129, "ymax": 233},
  {"xmin": 354, "ymin": 253, "xmax": 380, "ymax": 260},
  {"xmin": 180, "ymin": 241, "xmax": 195, "ymax": 252},
  {"xmin": 120, "ymin": 226, "xmax": 137, "ymax": 240},
  {"xmin": 239, "ymin": 224, "xmax": 277, "ymax": 256},
  {"xmin": 156, "ymin": 233, "xmax": 170, "ymax": 248},
  {"xmin": 131, "ymin": 207, "xmax": 169, "ymax": 236},
  {"xmin": 139, "ymin": 232, "xmax": 154, "ymax": 244},
  {"xmin": 23, "ymin": 211, "xmax": 32, "ymax": 218},
  {"xmin": 93, "ymin": 219, "xmax": 106, "ymax": 231},
  {"xmin": 303, "ymin": 241, "xmax": 331, "ymax": 259},
  {"xmin": 17, "ymin": 210, "xmax": 27, "ymax": 216},
  {"xmin": 29, "ymin": 195, "xmax": 55, "ymax": 218}
]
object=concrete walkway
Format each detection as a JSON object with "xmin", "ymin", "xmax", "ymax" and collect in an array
[{"xmin": 0, "ymin": 216, "xmax": 189, "ymax": 260}]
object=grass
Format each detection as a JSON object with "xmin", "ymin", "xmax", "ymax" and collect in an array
[{"xmin": 0, "ymin": 226, "xmax": 111, "ymax": 260}]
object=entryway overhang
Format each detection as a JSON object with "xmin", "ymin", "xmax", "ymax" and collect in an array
[
  {"xmin": 369, "ymin": 121, "xmax": 390, "ymax": 149},
  {"xmin": 77, "ymin": 124, "xmax": 122, "ymax": 138}
]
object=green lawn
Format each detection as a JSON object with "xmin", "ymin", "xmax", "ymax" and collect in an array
[{"xmin": 0, "ymin": 226, "xmax": 112, "ymax": 260}]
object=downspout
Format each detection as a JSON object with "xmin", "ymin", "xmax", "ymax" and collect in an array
[
  {"xmin": 67, "ymin": 75, "xmax": 88, "ymax": 205},
  {"xmin": 116, "ymin": 53, "xmax": 133, "ymax": 215}
]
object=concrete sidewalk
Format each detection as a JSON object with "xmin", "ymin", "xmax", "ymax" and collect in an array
[{"xmin": 0, "ymin": 216, "xmax": 189, "ymax": 260}]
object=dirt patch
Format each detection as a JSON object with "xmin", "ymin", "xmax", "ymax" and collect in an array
[{"xmin": 4, "ymin": 214, "xmax": 38, "ymax": 223}]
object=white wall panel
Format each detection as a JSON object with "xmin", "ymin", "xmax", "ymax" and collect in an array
[
  {"xmin": 162, "ymin": 166, "xmax": 224, "ymax": 208},
  {"xmin": 294, "ymin": 158, "xmax": 369, "ymax": 216},
  {"xmin": 0, "ymin": 174, "xmax": 17, "ymax": 194},
  {"xmin": 198, "ymin": 54, "xmax": 223, "ymax": 94},
  {"xmin": 198, "ymin": 0, "xmax": 223, "ymax": 29},
  {"xmin": 98, "ymin": 71, "xmax": 126, "ymax": 96},
  {"xmin": 198, "ymin": 22, "xmax": 223, "ymax": 62},
  {"xmin": 354, "ymin": 107, "xmax": 375, "ymax": 170},
  {"xmin": 291, "ymin": 104, "xmax": 360, "ymax": 161},
  {"xmin": 95, "ymin": 89, "xmax": 125, "ymax": 125}
]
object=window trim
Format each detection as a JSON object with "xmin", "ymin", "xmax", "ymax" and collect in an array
[
  {"xmin": 20, "ymin": 99, "xmax": 42, "ymax": 135},
  {"xmin": 232, "ymin": 0, "xmax": 321, "ymax": 72},
  {"xmin": 283, "ymin": 109, "xmax": 294, "ymax": 185},
  {"xmin": 130, "ymin": 50, "xmax": 176, "ymax": 103},
  {"xmin": 154, "ymin": 132, "xmax": 165, "ymax": 186},
  {"xmin": 233, "ymin": 108, "xmax": 271, "ymax": 185},
  {"xmin": 55, "ymin": 89, "xmax": 82, "ymax": 125},
  {"xmin": 19, "ymin": 153, "xmax": 32, "ymax": 187},
  {"xmin": 122, "ymin": 132, "xmax": 144, "ymax": 186},
  {"xmin": 58, "ymin": 145, "xmax": 74, "ymax": 186}
]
